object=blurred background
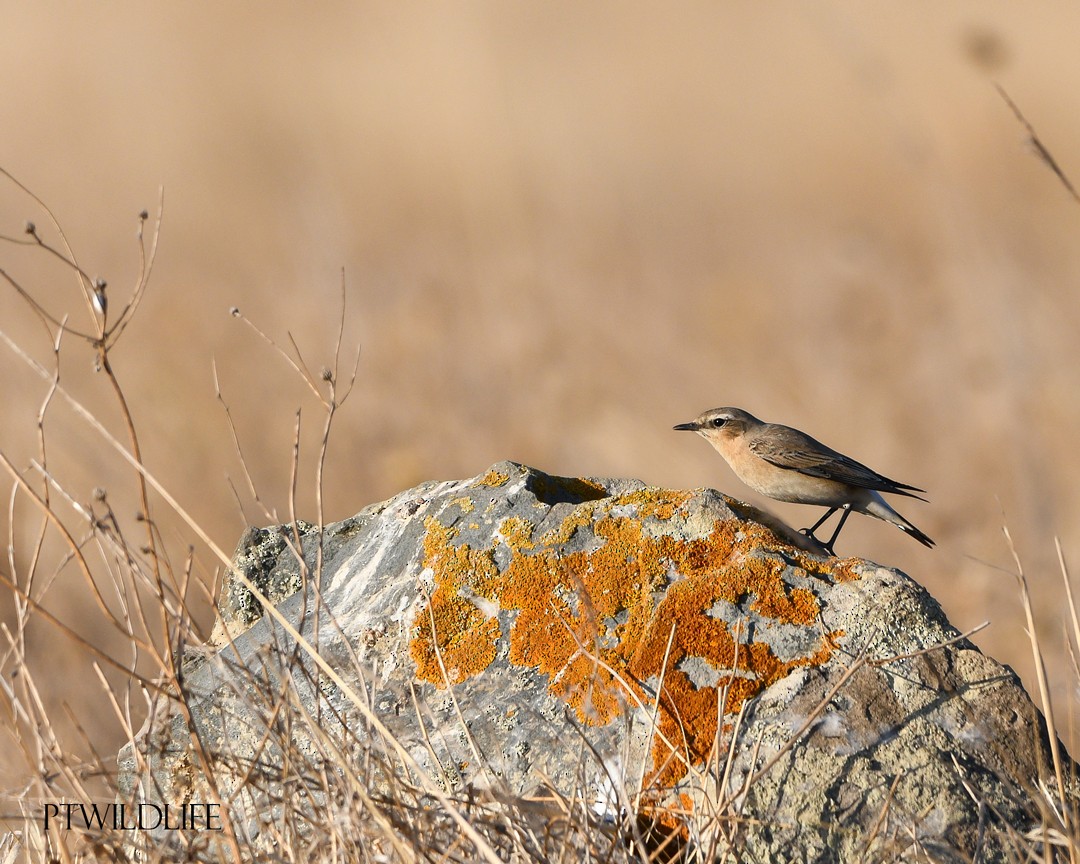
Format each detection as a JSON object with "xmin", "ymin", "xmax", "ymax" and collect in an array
[{"xmin": 3, "ymin": 2, "xmax": 1080, "ymax": 788}]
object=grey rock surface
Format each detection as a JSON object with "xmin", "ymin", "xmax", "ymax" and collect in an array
[{"xmin": 119, "ymin": 461, "xmax": 1073, "ymax": 861}]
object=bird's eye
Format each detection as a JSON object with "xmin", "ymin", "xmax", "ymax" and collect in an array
[{"xmin": 711, "ymin": 417, "xmax": 727, "ymax": 427}]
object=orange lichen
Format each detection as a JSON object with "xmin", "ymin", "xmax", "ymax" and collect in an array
[
  {"xmin": 538, "ymin": 504, "xmax": 597, "ymax": 546},
  {"xmin": 473, "ymin": 469, "xmax": 510, "ymax": 488},
  {"xmin": 608, "ymin": 488, "xmax": 691, "ymax": 520},
  {"xmin": 409, "ymin": 486, "xmax": 854, "ymax": 791},
  {"xmin": 410, "ymin": 593, "xmax": 500, "ymax": 685},
  {"xmin": 795, "ymin": 550, "xmax": 863, "ymax": 584},
  {"xmin": 410, "ymin": 520, "xmax": 503, "ymax": 683},
  {"xmin": 498, "ymin": 516, "xmax": 536, "ymax": 550}
]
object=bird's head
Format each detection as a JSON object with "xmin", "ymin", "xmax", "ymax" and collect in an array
[{"xmin": 673, "ymin": 407, "xmax": 759, "ymax": 442}]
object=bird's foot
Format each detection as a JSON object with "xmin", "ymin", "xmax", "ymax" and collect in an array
[{"xmin": 800, "ymin": 527, "xmax": 836, "ymax": 556}]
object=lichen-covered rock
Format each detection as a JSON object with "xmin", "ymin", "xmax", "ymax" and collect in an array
[{"xmin": 119, "ymin": 461, "xmax": 1073, "ymax": 861}]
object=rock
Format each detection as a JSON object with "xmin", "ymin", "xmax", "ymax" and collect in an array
[{"xmin": 119, "ymin": 461, "xmax": 1074, "ymax": 861}]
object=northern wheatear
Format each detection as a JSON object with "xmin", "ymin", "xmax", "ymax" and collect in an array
[{"xmin": 674, "ymin": 407, "xmax": 933, "ymax": 554}]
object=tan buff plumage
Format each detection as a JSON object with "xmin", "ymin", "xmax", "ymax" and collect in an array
[{"xmin": 674, "ymin": 407, "xmax": 933, "ymax": 553}]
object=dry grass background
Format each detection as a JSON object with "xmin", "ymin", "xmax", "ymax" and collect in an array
[{"xmin": 3, "ymin": 1, "xmax": 1080, "ymax": 806}]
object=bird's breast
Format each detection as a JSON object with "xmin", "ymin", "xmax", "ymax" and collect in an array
[{"xmin": 712, "ymin": 439, "xmax": 862, "ymax": 507}]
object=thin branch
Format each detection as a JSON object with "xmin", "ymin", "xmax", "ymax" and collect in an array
[
  {"xmin": 996, "ymin": 83, "xmax": 1080, "ymax": 205},
  {"xmin": 0, "ymin": 324, "xmax": 509, "ymax": 864},
  {"xmin": 1002, "ymin": 524, "xmax": 1070, "ymax": 834}
]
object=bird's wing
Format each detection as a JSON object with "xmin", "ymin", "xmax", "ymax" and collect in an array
[{"xmin": 749, "ymin": 425, "xmax": 927, "ymax": 498}]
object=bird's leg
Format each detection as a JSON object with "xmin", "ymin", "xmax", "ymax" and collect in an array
[
  {"xmin": 821, "ymin": 506, "xmax": 853, "ymax": 556},
  {"xmin": 801, "ymin": 507, "xmax": 838, "ymax": 540}
]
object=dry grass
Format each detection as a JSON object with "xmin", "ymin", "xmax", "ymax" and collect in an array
[
  {"xmin": 2, "ymin": 6, "xmax": 1080, "ymax": 857},
  {"xmin": 3, "ymin": 7, "xmax": 1080, "ymax": 758},
  {"xmin": 0, "ymin": 184, "xmax": 1078, "ymax": 862},
  {"xmin": 0, "ymin": 188, "xmax": 698, "ymax": 862}
]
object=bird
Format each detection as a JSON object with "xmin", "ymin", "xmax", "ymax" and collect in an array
[{"xmin": 673, "ymin": 407, "xmax": 933, "ymax": 554}]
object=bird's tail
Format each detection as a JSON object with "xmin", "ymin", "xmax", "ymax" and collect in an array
[{"xmin": 865, "ymin": 493, "xmax": 935, "ymax": 549}]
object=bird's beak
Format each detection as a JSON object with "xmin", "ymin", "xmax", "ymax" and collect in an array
[{"xmin": 673, "ymin": 422, "xmax": 698, "ymax": 432}]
